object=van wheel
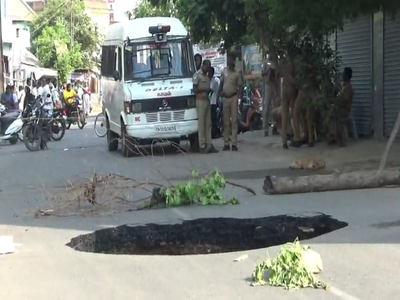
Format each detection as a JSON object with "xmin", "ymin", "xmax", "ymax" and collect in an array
[
  {"xmin": 188, "ymin": 133, "xmax": 199, "ymax": 153},
  {"xmin": 121, "ymin": 121, "xmax": 135, "ymax": 157},
  {"xmin": 107, "ymin": 117, "xmax": 118, "ymax": 151}
]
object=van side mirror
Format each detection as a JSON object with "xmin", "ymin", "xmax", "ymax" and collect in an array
[{"xmin": 113, "ymin": 71, "xmax": 120, "ymax": 81}]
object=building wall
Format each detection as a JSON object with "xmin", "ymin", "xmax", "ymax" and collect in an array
[
  {"xmin": 25, "ymin": 0, "xmax": 46, "ymax": 13},
  {"xmin": 84, "ymin": 0, "xmax": 110, "ymax": 37},
  {"xmin": 12, "ymin": 21, "xmax": 31, "ymax": 48},
  {"xmin": 336, "ymin": 16, "xmax": 374, "ymax": 136},
  {"xmin": 8, "ymin": 0, "xmax": 36, "ymax": 21},
  {"xmin": 333, "ymin": 12, "xmax": 400, "ymax": 139}
]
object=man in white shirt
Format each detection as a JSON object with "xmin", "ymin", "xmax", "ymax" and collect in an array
[
  {"xmin": 18, "ymin": 86, "xmax": 25, "ymax": 110},
  {"xmin": 208, "ymin": 66, "xmax": 221, "ymax": 138},
  {"xmin": 77, "ymin": 83, "xmax": 84, "ymax": 99},
  {"xmin": 41, "ymin": 79, "xmax": 53, "ymax": 115}
]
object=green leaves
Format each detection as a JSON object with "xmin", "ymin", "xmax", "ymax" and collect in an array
[
  {"xmin": 31, "ymin": 0, "xmax": 100, "ymax": 74},
  {"xmin": 34, "ymin": 20, "xmax": 83, "ymax": 82},
  {"xmin": 133, "ymin": 0, "xmax": 178, "ymax": 18},
  {"xmin": 251, "ymin": 239, "xmax": 323, "ymax": 290},
  {"xmin": 162, "ymin": 170, "xmax": 239, "ymax": 207}
]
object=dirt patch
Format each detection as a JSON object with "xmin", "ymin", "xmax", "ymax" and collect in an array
[{"xmin": 66, "ymin": 214, "xmax": 347, "ymax": 255}]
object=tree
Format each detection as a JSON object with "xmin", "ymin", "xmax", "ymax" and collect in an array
[
  {"xmin": 147, "ymin": 0, "xmax": 400, "ymax": 136},
  {"xmin": 132, "ymin": 0, "xmax": 178, "ymax": 18},
  {"xmin": 36, "ymin": 21, "xmax": 82, "ymax": 82},
  {"xmin": 30, "ymin": 0, "xmax": 100, "ymax": 69},
  {"xmin": 149, "ymin": 0, "xmax": 250, "ymax": 49}
]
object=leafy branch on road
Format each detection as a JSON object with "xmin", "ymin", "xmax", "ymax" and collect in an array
[
  {"xmin": 161, "ymin": 170, "xmax": 240, "ymax": 206},
  {"xmin": 251, "ymin": 239, "xmax": 328, "ymax": 290},
  {"xmin": 35, "ymin": 170, "xmax": 255, "ymax": 217}
]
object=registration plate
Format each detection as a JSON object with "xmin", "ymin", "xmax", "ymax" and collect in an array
[{"xmin": 155, "ymin": 125, "xmax": 177, "ymax": 132}]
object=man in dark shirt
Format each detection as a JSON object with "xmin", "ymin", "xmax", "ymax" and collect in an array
[
  {"xmin": 329, "ymin": 67, "xmax": 354, "ymax": 147},
  {"xmin": 1, "ymin": 85, "xmax": 16, "ymax": 110}
]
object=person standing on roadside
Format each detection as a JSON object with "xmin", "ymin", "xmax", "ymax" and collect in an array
[
  {"xmin": 1, "ymin": 85, "xmax": 16, "ymax": 110},
  {"xmin": 193, "ymin": 59, "xmax": 218, "ymax": 154},
  {"xmin": 208, "ymin": 66, "xmax": 220, "ymax": 138},
  {"xmin": 82, "ymin": 82, "xmax": 91, "ymax": 117},
  {"xmin": 262, "ymin": 53, "xmax": 278, "ymax": 136},
  {"xmin": 217, "ymin": 54, "xmax": 243, "ymax": 151},
  {"xmin": 18, "ymin": 86, "xmax": 24, "ymax": 110}
]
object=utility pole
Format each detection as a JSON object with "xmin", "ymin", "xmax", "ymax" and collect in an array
[
  {"xmin": 0, "ymin": 1, "xmax": 5, "ymax": 93},
  {"xmin": 70, "ymin": 0, "xmax": 73, "ymax": 48}
]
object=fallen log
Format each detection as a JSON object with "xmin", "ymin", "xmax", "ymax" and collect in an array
[{"xmin": 263, "ymin": 169, "xmax": 400, "ymax": 195}]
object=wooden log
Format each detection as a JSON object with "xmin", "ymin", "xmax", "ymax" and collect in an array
[{"xmin": 263, "ymin": 169, "xmax": 400, "ymax": 195}]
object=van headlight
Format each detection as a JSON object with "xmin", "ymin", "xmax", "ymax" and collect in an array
[
  {"xmin": 187, "ymin": 97, "xmax": 195, "ymax": 108},
  {"xmin": 131, "ymin": 103, "xmax": 142, "ymax": 113}
]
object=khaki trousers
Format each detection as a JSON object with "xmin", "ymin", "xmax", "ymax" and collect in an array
[
  {"xmin": 262, "ymin": 82, "xmax": 277, "ymax": 133},
  {"xmin": 281, "ymin": 84, "xmax": 297, "ymax": 146},
  {"xmin": 223, "ymin": 95, "xmax": 238, "ymax": 146},
  {"xmin": 196, "ymin": 99, "xmax": 212, "ymax": 149}
]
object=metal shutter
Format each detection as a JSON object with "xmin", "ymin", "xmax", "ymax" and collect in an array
[
  {"xmin": 337, "ymin": 15, "xmax": 373, "ymax": 136},
  {"xmin": 383, "ymin": 15, "xmax": 400, "ymax": 136}
]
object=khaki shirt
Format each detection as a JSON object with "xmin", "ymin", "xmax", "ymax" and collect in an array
[
  {"xmin": 193, "ymin": 70, "xmax": 210, "ymax": 100},
  {"xmin": 221, "ymin": 67, "xmax": 243, "ymax": 97}
]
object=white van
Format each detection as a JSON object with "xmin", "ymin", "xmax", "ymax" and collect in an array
[{"xmin": 100, "ymin": 17, "xmax": 199, "ymax": 157}]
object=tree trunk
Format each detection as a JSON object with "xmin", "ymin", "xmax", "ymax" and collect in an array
[{"xmin": 263, "ymin": 170, "xmax": 400, "ymax": 195}]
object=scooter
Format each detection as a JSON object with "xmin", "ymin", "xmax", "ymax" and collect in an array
[{"xmin": 0, "ymin": 105, "xmax": 24, "ymax": 144}]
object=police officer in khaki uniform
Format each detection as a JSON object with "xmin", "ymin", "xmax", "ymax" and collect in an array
[
  {"xmin": 217, "ymin": 54, "xmax": 243, "ymax": 151},
  {"xmin": 193, "ymin": 60, "xmax": 218, "ymax": 153},
  {"xmin": 262, "ymin": 53, "xmax": 278, "ymax": 136},
  {"xmin": 280, "ymin": 58, "xmax": 298, "ymax": 149}
]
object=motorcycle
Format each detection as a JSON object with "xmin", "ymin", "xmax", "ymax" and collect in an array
[
  {"xmin": 22, "ymin": 99, "xmax": 45, "ymax": 151},
  {"xmin": 237, "ymin": 87, "xmax": 263, "ymax": 133},
  {"xmin": 23, "ymin": 97, "xmax": 66, "ymax": 151},
  {"xmin": 64, "ymin": 96, "xmax": 86, "ymax": 130},
  {"xmin": 20, "ymin": 96, "xmax": 66, "ymax": 142},
  {"xmin": 0, "ymin": 105, "xmax": 23, "ymax": 145},
  {"xmin": 216, "ymin": 87, "xmax": 263, "ymax": 135}
]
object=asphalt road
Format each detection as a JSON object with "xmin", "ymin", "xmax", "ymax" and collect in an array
[{"xmin": 0, "ymin": 120, "xmax": 400, "ymax": 300}]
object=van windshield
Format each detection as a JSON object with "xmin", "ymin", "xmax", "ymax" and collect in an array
[{"xmin": 124, "ymin": 39, "xmax": 195, "ymax": 82}]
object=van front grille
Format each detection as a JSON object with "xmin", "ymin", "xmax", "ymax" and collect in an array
[{"xmin": 145, "ymin": 110, "xmax": 185, "ymax": 123}]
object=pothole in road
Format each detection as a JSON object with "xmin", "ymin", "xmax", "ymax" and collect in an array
[{"xmin": 66, "ymin": 214, "xmax": 347, "ymax": 255}]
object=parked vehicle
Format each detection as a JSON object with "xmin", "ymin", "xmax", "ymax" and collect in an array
[
  {"xmin": 23, "ymin": 99, "xmax": 47, "ymax": 151},
  {"xmin": 20, "ymin": 97, "xmax": 66, "ymax": 142},
  {"xmin": 63, "ymin": 96, "xmax": 85, "ymax": 130},
  {"xmin": 49, "ymin": 108, "xmax": 66, "ymax": 141},
  {"xmin": 237, "ymin": 87, "xmax": 263, "ymax": 133},
  {"xmin": 217, "ymin": 87, "xmax": 263, "ymax": 136},
  {"xmin": 23, "ymin": 98, "xmax": 65, "ymax": 151},
  {"xmin": 101, "ymin": 17, "xmax": 199, "ymax": 157},
  {"xmin": 0, "ymin": 105, "xmax": 23, "ymax": 145}
]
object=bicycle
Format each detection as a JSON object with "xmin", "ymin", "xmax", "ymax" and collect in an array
[{"xmin": 94, "ymin": 111, "xmax": 107, "ymax": 137}]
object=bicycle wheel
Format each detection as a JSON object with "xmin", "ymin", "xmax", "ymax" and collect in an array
[{"xmin": 94, "ymin": 112, "xmax": 107, "ymax": 137}]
